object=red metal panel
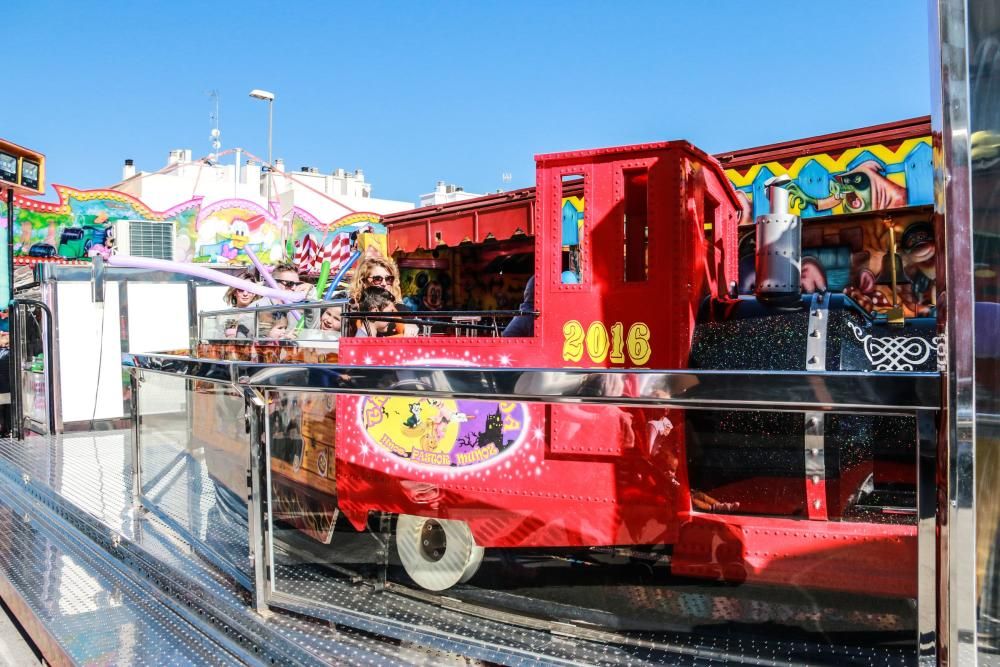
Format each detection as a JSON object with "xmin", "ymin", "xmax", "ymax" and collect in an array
[
  {"xmin": 672, "ymin": 513, "xmax": 915, "ymax": 597},
  {"xmin": 387, "ymin": 220, "xmax": 431, "ymax": 253},
  {"xmin": 428, "ymin": 215, "xmax": 474, "ymax": 248},
  {"xmin": 476, "ymin": 207, "xmax": 530, "ymax": 242}
]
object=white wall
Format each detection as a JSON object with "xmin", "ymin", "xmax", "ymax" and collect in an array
[
  {"xmin": 54, "ymin": 279, "xmax": 223, "ymax": 424},
  {"xmin": 56, "ymin": 282, "xmax": 127, "ymax": 423}
]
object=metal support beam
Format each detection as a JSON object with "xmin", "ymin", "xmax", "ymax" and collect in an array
[
  {"xmin": 930, "ymin": 0, "xmax": 978, "ymax": 662},
  {"xmin": 242, "ymin": 384, "xmax": 269, "ymax": 613}
]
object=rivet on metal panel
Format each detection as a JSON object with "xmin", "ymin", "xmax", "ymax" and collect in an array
[
  {"xmin": 810, "ymin": 448, "xmax": 819, "ymax": 456},
  {"xmin": 813, "ymin": 500, "xmax": 822, "ymax": 509},
  {"xmin": 812, "ymin": 475, "xmax": 820, "ymax": 484}
]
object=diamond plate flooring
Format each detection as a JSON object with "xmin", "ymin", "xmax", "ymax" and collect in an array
[{"xmin": 0, "ymin": 431, "xmax": 920, "ymax": 665}]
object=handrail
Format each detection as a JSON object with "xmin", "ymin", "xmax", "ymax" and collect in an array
[{"xmin": 123, "ymin": 352, "xmax": 941, "ymax": 414}]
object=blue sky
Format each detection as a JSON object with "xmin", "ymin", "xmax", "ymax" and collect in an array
[{"xmin": 5, "ymin": 1, "xmax": 931, "ymax": 204}]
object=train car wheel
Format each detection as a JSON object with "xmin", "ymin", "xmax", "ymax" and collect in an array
[{"xmin": 396, "ymin": 514, "xmax": 484, "ymax": 591}]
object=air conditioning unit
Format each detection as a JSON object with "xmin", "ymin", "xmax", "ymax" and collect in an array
[{"xmin": 112, "ymin": 219, "xmax": 176, "ymax": 260}]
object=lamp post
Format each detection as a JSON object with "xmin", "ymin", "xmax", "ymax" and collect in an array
[{"xmin": 248, "ymin": 89, "xmax": 275, "ymax": 206}]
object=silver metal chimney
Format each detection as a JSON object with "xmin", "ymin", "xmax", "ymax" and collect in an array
[{"xmin": 754, "ymin": 175, "xmax": 801, "ymax": 304}]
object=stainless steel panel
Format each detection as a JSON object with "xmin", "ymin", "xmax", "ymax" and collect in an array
[
  {"xmin": 931, "ymin": 0, "xmax": 979, "ymax": 662},
  {"xmin": 124, "ymin": 352, "xmax": 941, "ymax": 413}
]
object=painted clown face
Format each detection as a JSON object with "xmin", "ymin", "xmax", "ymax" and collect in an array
[{"xmin": 832, "ymin": 171, "xmax": 872, "ymax": 213}]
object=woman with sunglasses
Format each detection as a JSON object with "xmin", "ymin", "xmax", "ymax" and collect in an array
[
  {"xmin": 254, "ymin": 262, "xmax": 319, "ymax": 333},
  {"xmin": 222, "ymin": 268, "xmax": 261, "ymax": 338},
  {"xmin": 349, "ymin": 256, "xmax": 403, "ymax": 305}
]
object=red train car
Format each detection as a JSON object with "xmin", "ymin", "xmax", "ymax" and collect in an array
[
  {"xmin": 193, "ymin": 136, "xmax": 932, "ymax": 598},
  {"xmin": 316, "ymin": 140, "xmax": 923, "ymax": 594}
]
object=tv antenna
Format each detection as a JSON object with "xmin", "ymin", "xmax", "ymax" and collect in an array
[{"xmin": 208, "ymin": 90, "xmax": 222, "ymax": 158}]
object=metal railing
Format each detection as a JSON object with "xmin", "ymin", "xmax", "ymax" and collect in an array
[{"xmin": 124, "ymin": 348, "xmax": 942, "ymax": 662}]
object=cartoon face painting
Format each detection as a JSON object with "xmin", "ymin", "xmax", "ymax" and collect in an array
[{"xmin": 361, "ymin": 396, "xmax": 527, "ymax": 469}]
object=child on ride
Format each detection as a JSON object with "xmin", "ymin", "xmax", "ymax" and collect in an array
[{"xmin": 354, "ymin": 287, "xmax": 418, "ymax": 337}]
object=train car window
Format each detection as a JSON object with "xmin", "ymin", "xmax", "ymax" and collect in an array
[
  {"xmin": 623, "ymin": 169, "xmax": 649, "ymax": 282},
  {"xmin": 703, "ymin": 193, "xmax": 721, "ymax": 286},
  {"xmin": 560, "ymin": 174, "xmax": 584, "ymax": 284},
  {"xmin": 703, "ymin": 195, "xmax": 717, "ymax": 243}
]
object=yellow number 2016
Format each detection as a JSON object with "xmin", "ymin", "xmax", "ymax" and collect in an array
[
  {"xmin": 562, "ymin": 320, "xmax": 651, "ymax": 365},
  {"xmin": 586, "ymin": 321, "xmax": 609, "ymax": 362},
  {"xmin": 626, "ymin": 322, "xmax": 652, "ymax": 365},
  {"xmin": 562, "ymin": 320, "xmax": 585, "ymax": 362},
  {"xmin": 609, "ymin": 322, "xmax": 625, "ymax": 363}
]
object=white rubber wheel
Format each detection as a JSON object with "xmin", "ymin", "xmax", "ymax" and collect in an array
[{"xmin": 396, "ymin": 514, "xmax": 485, "ymax": 591}]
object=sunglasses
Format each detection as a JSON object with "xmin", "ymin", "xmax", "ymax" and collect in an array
[
  {"xmin": 367, "ymin": 275, "xmax": 395, "ymax": 286},
  {"xmin": 276, "ymin": 279, "xmax": 302, "ymax": 289}
]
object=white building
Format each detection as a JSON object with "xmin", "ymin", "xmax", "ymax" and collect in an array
[
  {"xmin": 419, "ymin": 181, "xmax": 484, "ymax": 207},
  {"xmin": 111, "ymin": 149, "xmax": 414, "ymax": 220}
]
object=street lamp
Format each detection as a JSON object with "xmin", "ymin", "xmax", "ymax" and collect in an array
[{"xmin": 248, "ymin": 89, "xmax": 275, "ymax": 206}]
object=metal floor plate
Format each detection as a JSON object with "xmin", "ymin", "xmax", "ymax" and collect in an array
[
  {"xmin": 0, "ymin": 471, "xmax": 247, "ymax": 666},
  {"xmin": 0, "ymin": 434, "xmax": 453, "ymax": 666},
  {"xmin": 0, "ymin": 432, "xmax": 918, "ymax": 666}
]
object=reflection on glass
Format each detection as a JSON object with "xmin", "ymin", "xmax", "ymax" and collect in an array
[
  {"xmin": 257, "ymin": 390, "xmax": 919, "ymax": 658},
  {"xmin": 138, "ymin": 373, "xmax": 252, "ymax": 580},
  {"xmin": 972, "ymin": 0, "xmax": 1000, "ymax": 656}
]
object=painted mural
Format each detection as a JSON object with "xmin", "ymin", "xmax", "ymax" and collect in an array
[
  {"xmin": 737, "ymin": 215, "xmax": 936, "ymax": 318},
  {"xmin": 725, "ymin": 137, "xmax": 933, "ymax": 221},
  {"xmin": 0, "ymin": 185, "xmax": 384, "ymax": 270},
  {"xmin": 396, "ymin": 239, "xmax": 533, "ymax": 314},
  {"xmin": 728, "ymin": 136, "xmax": 936, "ymax": 319}
]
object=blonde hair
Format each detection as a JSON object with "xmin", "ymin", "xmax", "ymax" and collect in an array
[
  {"xmin": 349, "ymin": 256, "xmax": 402, "ymax": 302},
  {"xmin": 224, "ymin": 269, "xmax": 260, "ymax": 307}
]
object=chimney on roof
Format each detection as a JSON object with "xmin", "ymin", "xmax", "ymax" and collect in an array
[{"xmin": 122, "ymin": 159, "xmax": 136, "ymax": 179}]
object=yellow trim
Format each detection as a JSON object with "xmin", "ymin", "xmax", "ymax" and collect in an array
[{"xmin": 725, "ymin": 137, "xmax": 932, "ymax": 187}]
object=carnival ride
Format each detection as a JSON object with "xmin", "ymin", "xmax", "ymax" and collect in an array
[{"xmin": 142, "ymin": 139, "xmax": 939, "ymax": 599}]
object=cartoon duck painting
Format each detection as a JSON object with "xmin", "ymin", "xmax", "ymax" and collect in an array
[
  {"xmin": 198, "ymin": 216, "xmax": 262, "ymax": 263},
  {"xmin": 215, "ymin": 219, "xmax": 251, "ymax": 261}
]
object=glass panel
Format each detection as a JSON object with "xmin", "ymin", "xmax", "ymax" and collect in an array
[
  {"xmin": 560, "ymin": 174, "xmax": 584, "ymax": 284},
  {"xmin": 971, "ymin": 0, "xmax": 1000, "ymax": 656},
  {"xmin": 266, "ymin": 391, "xmax": 921, "ymax": 661},
  {"xmin": 266, "ymin": 389, "xmax": 393, "ymax": 618},
  {"xmin": 199, "ymin": 305, "xmax": 344, "ymax": 344},
  {"xmin": 137, "ymin": 372, "xmax": 252, "ymax": 584},
  {"xmin": 19, "ymin": 305, "xmax": 49, "ymax": 434}
]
